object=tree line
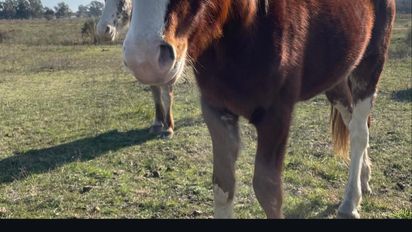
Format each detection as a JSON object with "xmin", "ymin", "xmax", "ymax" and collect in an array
[
  {"xmin": 397, "ymin": 0, "xmax": 412, "ymax": 14},
  {"xmin": 0, "ymin": 0, "xmax": 410, "ymax": 20},
  {"xmin": 0, "ymin": 0, "xmax": 104, "ymax": 20}
]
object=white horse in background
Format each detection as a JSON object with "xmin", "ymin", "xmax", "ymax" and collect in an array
[
  {"xmin": 97, "ymin": 0, "xmax": 176, "ymax": 138},
  {"xmin": 96, "ymin": 0, "xmax": 131, "ymax": 41}
]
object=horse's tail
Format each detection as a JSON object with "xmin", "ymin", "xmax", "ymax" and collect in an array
[{"xmin": 330, "ymin": 106, "xmax": 350, "ymax": 160}]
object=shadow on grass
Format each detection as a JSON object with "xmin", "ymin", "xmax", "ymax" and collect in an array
[
  {"xmin": 392, "ymin": 88, "xmax": 412, "ymax": 102},
  {"xmin": 285, "ymin": 201, "xmax": 340, "ymax": 219},
  {"xmin": 174, "ymin": 116, "xmax": 204, "ymax": 130},
  {"xmin": 0, "ymin": 116, "xmax": 205, "ymax": 184},
  {"xmin": 0, "ymin": 128, "xmax": 157, "ymax": 184}
]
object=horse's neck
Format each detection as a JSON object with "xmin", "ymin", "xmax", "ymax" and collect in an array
[
  {"xmin": 188, "ymin": 0, "xmax": 265, "ymax": 60},
  {"xmin": 193, "ymin": 0, "xmax": 280, "ymax": 74}
]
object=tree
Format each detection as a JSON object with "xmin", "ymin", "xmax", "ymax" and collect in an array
[
  {"xmin": 0, "ymin": 3, "xmax": 2, "ymax": 19},
  {"xmin": 0, "ymin": 0, "xmax": 18, "ymax": 19},
  {"xmin": 43, "ymin": 7, "xmax": 54, "ymax": 20},
  {"xmin": 54, "ymin": 2, "xmax": 71, "ymax": 18},
  {"xmin": 28, "ymin": 0, "xmax": 43, "ymax": 18},
  {"xmin": 81, "ymin": 18, "xmax": 99, "ymax": 44},
  {"xmin": 397, "ymin": 0, "xmax": 412, "ymax": 14},
  {"xmin": 88, "ymin": 1, "xmax": 103, "ymax": 17},
  {"xmin": 76, "ymin": 4, "xmax": 88, "ymax": 18},
  {"xmin": 0, "ymin": 0, "xmax": 44, "ymax": 19},
  {"xmin": 0, "ymin": 2, "xmax": 4, "ymax": 19},
  {"xmin": 15, "ymin": 0, "xmax": 31, "ymax": 19}
]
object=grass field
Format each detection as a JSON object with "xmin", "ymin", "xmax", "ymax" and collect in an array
[{"xmin": 0, "ymin": 15, "xmax": 411, "ymax": 219}]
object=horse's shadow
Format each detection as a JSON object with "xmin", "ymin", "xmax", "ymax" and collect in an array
[
  {"xmin": 392, "ymin": 88, "xmax": 412, "ymax": 102},
  {"xmin": 0, "ymin": 128, "xmax": 158, "ymax": 184},
  {"xmin": 285, "ymin": 201, "xmax": 339, "ymax": 219},
  {"xmin": 0, "ymin": 116, "xmax": 204, "ymax": 184}
]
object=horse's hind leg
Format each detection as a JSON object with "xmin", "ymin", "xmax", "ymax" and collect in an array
[
  {"xmin": 338, "ymin": 53, "xmax": 386, "ymax": 219},
  {"xmin": 326, "ymin": 81, "xmax": 373, "ymax": 196},
  {"xmin": 337, "ymin": 94, "xmax": 372, "ymax": 219},
  {"xmin": 325, "ymin": 80, "xmax": 353, "ymax": 128},
  {"xmin": 325, "ymin": 80, "xmax": 353, "ymax": 158},
  {"xmin": 201, "ymin": 100, "xmax": 240, "ymax": 218},
  {"xmin": 361, "ymin": 149, "xmax": 372, "ymax": 195}
]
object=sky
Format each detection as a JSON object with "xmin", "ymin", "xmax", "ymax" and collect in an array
[{"xmin": 41, "ymin": 0, "xmax": 104, "ymax": 11}]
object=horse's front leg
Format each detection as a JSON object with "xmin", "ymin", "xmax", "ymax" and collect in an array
[
  {"xmin": 149, "ymin": 86, "xmax": 165, "ymax": 134},
  {"xmin": 160, "ymin": 84, "xmax": 174, "ymax": 138},
  {"xmin": 252, "ymin": 102, "xmax": 294, "ymax": 219},
  {"xmin": 201, "ymin": 100, "xmax": 240, "ymax": 218}
]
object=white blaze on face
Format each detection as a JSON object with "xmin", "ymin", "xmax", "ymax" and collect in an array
[
  {"xmin": 97, "ymin": 0, "xmax": 121, "ymax": 39},
  {"xmin": 128, "ymin": 0, "xmax": 169, "ymax": 41},
  {"xmin": 123, "ymin": 0, "xmax": 184, "ymax": 86}
]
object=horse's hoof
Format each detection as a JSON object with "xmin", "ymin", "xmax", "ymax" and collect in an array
[
  {"xmin": 362, "ymin": 186, "xmax": 373, "ymax": 195},
  {"xmin": 149, "ymin": 125, "xmax": 163, "ymax": 134},
  {"xmin": 337, "ymin": 210, "xmax": 360, "ymax": 219},
  {"xmin": 161, "ymin": 128, "xmax": 174, "ymax": 139}
]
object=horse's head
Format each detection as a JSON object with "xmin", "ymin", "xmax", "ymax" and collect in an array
[
  {"xmin": 123, "ymin": 0, "xmax": 230, "ymax": 85},
  {"xmin": 96, "ymin": 0, "xmax": 132, "ymax": 41}
]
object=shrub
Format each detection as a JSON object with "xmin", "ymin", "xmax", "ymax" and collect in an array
[
  {"xmin": 0, "ymin": 30, "xmax": 10, "ymax": 43},
  {"xmin": 81, "ymin": 18, "xmax": 100, "ymax": 45}
]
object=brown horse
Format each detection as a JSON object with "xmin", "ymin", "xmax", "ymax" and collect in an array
[{"xmin": 123, "ymin": 0, "xmax": 396, "ymax": 218}]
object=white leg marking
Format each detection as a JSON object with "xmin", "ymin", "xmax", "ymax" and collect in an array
[
  {"xmin": 361, "ymin": 149, "xmax": 372, "ymax": 194},
  {"xmin": 214, "ymin": 184, "xmax": 234, "ymax": 219},
  {"xmin": 338, "ymin": 97, "xmax": 373, "ymax": 219},
  {"xmin": 334, "ymin": 102, "xmax": 352, "ymax": 127}
]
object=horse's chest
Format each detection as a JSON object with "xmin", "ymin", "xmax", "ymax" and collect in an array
[
  {"xmin": 193, "ymin": 37, "xmax": 282, "ymax": 118},
  {"xmin": 195, "ymin": 65, "xmax": 275, "ymax": 119}
]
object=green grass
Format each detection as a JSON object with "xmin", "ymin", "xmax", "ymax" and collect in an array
[
  {"xmin": 390, "ymin": 14, "xmax": 412, "ymax": 59},
  {"xmin": 0, "ymin": 17, "xmax": 411, "ymax": 219}
]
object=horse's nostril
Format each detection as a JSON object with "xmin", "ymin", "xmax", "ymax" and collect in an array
[
  {"xmin": 106, "ymin": 26, "xmax": 111, "ymax": 34},
  {"xmin": 159, "ymin": 43, "xmax": 176, "ymax": 68}
]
